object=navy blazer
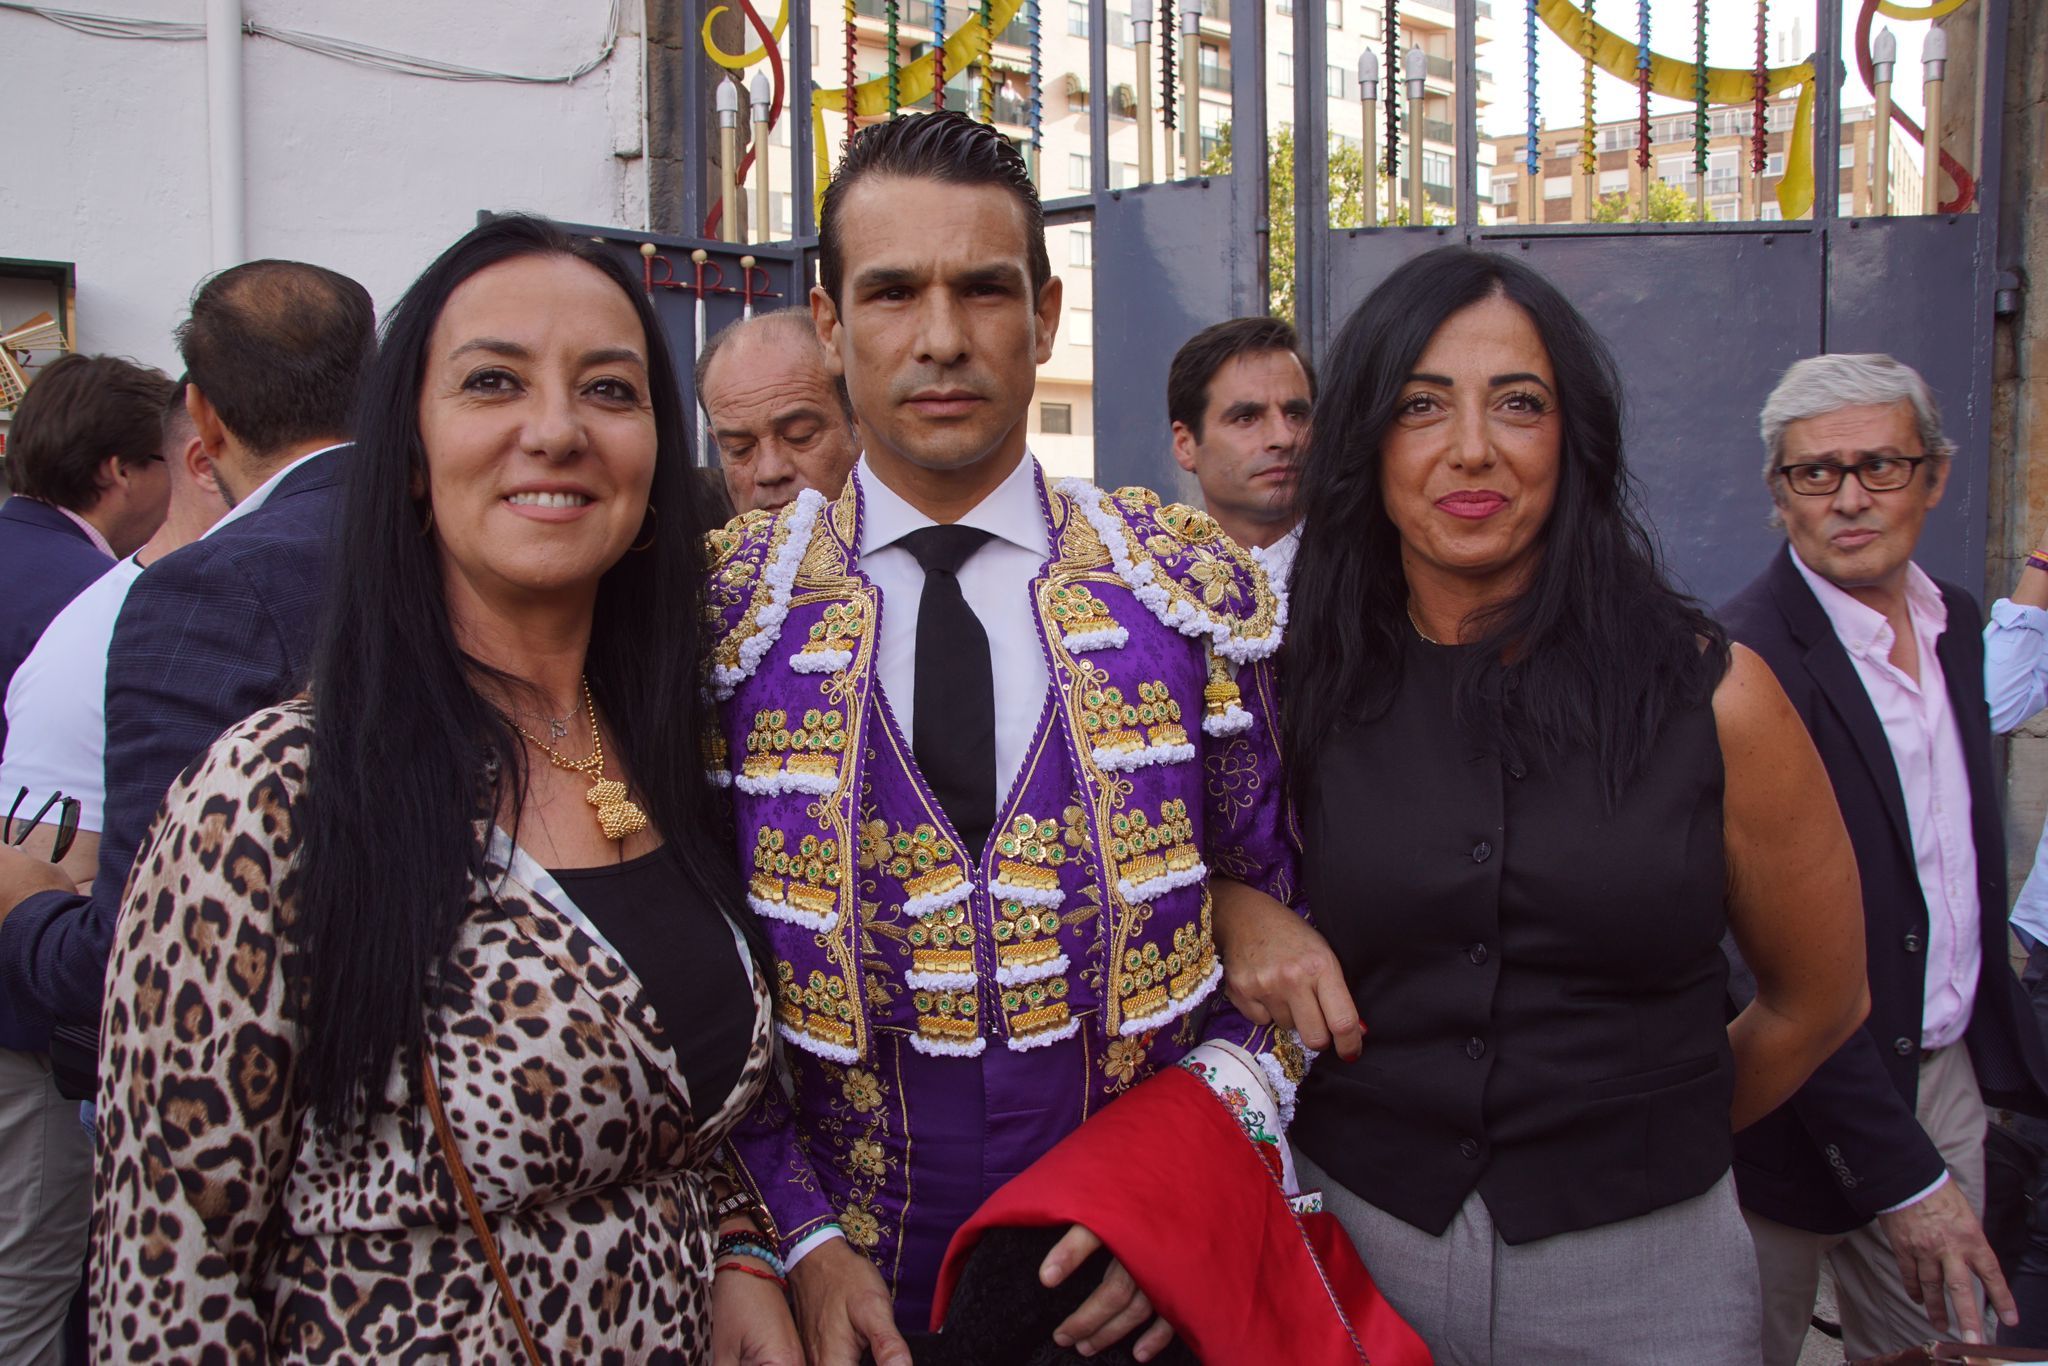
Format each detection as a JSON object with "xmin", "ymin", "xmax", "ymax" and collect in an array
[
  {"xmin": 0, "ymin": 453, "xmax": 342, "ymax": 1049},
  {"xmin": 1720, "ymin": 545, "xmax": 2048, "ymax": 1234},
  {"xmin": 0, "ymin": 497, "xmax": 114, "ymax": 760}
]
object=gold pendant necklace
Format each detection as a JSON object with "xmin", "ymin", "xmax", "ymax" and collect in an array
[{"xmin": 511, "ymin": 678, "xmax": 649, "ymax": 842}]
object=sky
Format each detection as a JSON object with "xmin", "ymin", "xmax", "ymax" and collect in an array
[{"xmin": 1475, "ymin": 0, "xmax": 1930, "ymax": 138}]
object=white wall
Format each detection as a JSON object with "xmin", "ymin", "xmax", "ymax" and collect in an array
[{"xmin": 0, "ymin": 0, "xmax": 649, "ymax": 373}]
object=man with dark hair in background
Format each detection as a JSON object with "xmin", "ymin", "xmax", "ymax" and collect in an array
[
  {"xmin": 0, "ymin": 354, "xmax": 173, "ymax": 758},
  {"xmin": 697, "ymin": 307, "xmax": 861, "ymax": 512},
  {"xmin": 1166, "ymin": 317, "xmax": 1314, "ymax": 585},
  {"xmin": 0, "ymin": 261, "xmax": 374, "ymax": 1097},
  {"xmin": 0, "ymin": 381, "xmax": 228, "ymax": 1365}
]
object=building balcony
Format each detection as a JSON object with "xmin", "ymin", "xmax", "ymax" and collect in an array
[{"xmin": 1197, "ymin": 62, "xmax": 1232, "ymax": 91}]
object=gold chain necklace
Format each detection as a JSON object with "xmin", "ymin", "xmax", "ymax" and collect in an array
[{"xmin": 510, "ymin": 677, "xmax": 648, "ymax": 842}]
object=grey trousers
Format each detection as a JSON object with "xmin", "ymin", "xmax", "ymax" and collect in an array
[
  {"xmin": 1295, "ymin": 1149, "xmax": 1762, "ymax": 1365},
  {"xmin": 0, "ymin": 1048, "xmax": 90, "ymax": 1366},
  {"xmin": 1747, "ymin": 1043, "xmax": 1989, "ymax": 1365}
]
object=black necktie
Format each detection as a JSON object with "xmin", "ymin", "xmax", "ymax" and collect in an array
[{"xmin": 901, "ymin": 524, "xmax": 997, "ymax": 861}]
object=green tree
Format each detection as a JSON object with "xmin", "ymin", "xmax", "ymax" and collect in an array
[
  {"xmin": 1590, "ymin": 181, "xmax": 1706, "ymax": 223},
  {"xmin": 1204, "ymin": 122, "xmax": 1444, "ymax": 322}
]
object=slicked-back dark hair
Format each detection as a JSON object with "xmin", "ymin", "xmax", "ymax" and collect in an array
[
  {"xmin": 294, "ymin": 214, "xmax": 750, "ymax": 1132},
  {"xmin": 6, "ymin": 353, "xmax": 173, "ymax": 510},
  {"xmin": 176, "ymin": 258, "xmax": 375, "ymax": 459},
  {"xmin": 1284, "ymin": 246, "xmax": 1727, "ymax": 802},
  {"xmin": 818, "ymin": 111, "xmax": 1048, "ymax": 306},
  {"xmin": 1167, "ymin": 316, "xmax": 1317, "ymax": 440}
]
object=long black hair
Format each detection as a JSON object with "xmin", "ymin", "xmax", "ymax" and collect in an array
[
  {"xmin": 1283, "ymin": 246, "xmax": 1727, "ymax": 801},
  {"xmin": 294, "ymin": 215, "xmax": 744, "ymax": 1131}
]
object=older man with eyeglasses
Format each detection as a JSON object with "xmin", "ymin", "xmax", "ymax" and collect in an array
[{"xmin": 1719, "ymin": 353, "xmax": 2048, "ymax": 1363}]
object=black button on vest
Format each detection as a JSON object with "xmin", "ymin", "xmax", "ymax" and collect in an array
[{"xmin": 900, "ymin": 525, "xmax": 997, "ymax": 860}]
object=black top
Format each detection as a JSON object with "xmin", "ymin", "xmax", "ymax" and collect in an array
[
  {"xmin": 549, "ymin": 847, "xmax": 755, "ymax": 1123},
  {"xmin": 1290, "ymin": 633, "xmax": 1735, "ymax": 1244},
  {"xmin": 1718, "ymin": 549, "xmax": 2048, "ymax": 1235}
]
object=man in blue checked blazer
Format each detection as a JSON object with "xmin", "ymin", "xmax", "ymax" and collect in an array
[{"xmin": 0, "ymin": 260, "xmax": 373, "ymax": 1059}]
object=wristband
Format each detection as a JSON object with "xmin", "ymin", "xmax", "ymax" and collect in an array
[
  {"xmin": 2028, "ymin": 551, "xmax": 2048, "ymax": 575},
  {"xmin": 714, "ymin": 1189, "xmax": 762, "ymax": 1223}
]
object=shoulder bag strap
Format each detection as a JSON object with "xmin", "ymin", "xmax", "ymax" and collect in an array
[{"xmin": 422, "ymin": 1057, "xmax": 545, "ymax": 1366}]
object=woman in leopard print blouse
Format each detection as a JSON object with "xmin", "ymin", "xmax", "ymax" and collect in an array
[{"xmin": 91, "ymin": 218, "xmax": 798, "ymax": 1363}]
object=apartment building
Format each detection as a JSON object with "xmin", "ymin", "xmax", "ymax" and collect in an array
[{"xmin": 1485, "ymin": 97, "xmax": 1925, "ymax": 225}]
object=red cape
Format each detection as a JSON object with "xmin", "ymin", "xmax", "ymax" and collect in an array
[{"xmin": 931, "ymin": 1066, "xmax": 1433, "ymax": 1366}]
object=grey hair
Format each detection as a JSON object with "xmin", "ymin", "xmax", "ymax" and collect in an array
[{"xmin": 1759, "ymin": 352, "xmax": 1956, "ymax": 487}]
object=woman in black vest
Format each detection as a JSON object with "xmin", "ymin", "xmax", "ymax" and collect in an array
[{"xmin": 1216, "ymin": 247, "xmax": 1870, "ymax": 1362}]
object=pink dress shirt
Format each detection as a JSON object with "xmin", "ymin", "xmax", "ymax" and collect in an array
[{"xmin": 1792, "ymin": 549, "xmax": 1980, "ymax": 1049}]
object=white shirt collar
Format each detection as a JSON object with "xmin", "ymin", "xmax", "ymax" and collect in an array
[
  {"xmin": 206, "ymin": 443, "xmax": 345, "ymax": 537},
  {"xmin": 855, "ymin": 450, "xmax": 1050, "ymax": 562},
  {"xmin": 1788, "ymin": 542, "xmax": 1948, "ymax": 663}
]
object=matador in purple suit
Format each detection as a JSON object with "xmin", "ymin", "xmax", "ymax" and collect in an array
[{"xmin": 709, "ymin": 112, "xmax": 1309, "ymax": 1363}]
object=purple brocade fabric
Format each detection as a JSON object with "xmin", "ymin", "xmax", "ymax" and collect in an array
[{"xmin": 707, "ymin": 466, "xmax": 1303, "ymax": 1327}]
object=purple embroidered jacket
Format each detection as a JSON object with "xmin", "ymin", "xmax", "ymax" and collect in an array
[{"xmin": 707, "ymin": 466, "xmax": 1305, "ymax": 1325}]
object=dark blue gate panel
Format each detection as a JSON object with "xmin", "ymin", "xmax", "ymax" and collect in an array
[
  {"xmin": 1826, "ymin": 215, "xmax": 1994, "ymax": 597},
  {"xmin": 1090, "ymin": 180, "xmax": 1248, "ymax": 498},
  {"xmin": 1321, "ymin": 225, "xmax": 1469, "ymax": 352},
  {"xmin": 1466, "ymin": 232, "xmax": 1827, "ymax": 610}
]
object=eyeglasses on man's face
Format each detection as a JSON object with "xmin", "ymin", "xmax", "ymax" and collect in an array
[
  {"xmin": 1775, "ymin": 453, "xmax": 1931, "ymax": 497},
  {"xmin": 5, "ymin": 787, "xmax": 82, "ymax": 864}
]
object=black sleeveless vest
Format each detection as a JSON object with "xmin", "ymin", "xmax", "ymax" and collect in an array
[{"xmin": 1290, "ymin": 635, "xmax": 1734, "ymax": 1244}]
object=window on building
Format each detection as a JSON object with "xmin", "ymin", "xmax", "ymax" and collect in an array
[
  {"xmin": 1491, "ymin": 176, "xmax": 1518, "ymax": 204},
  {"xmin": 1553, "ymin": 140, "xmax": 1579, "ymax": 159},
  {"xmin": 1328, "ymin": 0, "xmax": 1342, "ymax": 25},
  {"xmin": 1070, "ymin": 228, "xmax": 1092, "ymax": 268},
  {"xmin": 1108, "ymin": 10, "xmax": 1133, "ymax": 46},
  {"xmin": 1658, "ymin": 155, "xmax": 1694, "ymax": 184},
  {"xmin": 1277, "ymin": 0, "xmax": 1293, "ymax": 13},
  {"xmin": 1327, "ymin": 65, "xmax": 1347, "ymax": 99},
  {"xmin": 1766, "ymin": 152, "xmax": 1787, "ymax": 178},
  {"xmin": 1839, "ymin": 144, "xmax": 1855, "ymax": 169},
  {"xmin": 1422, "ymin": 150, "xmax": 1452, "ymax": 188},
  {"xmin": 1543, "ymin": 175, "xmax": 1570, "ymax": 200},
  {"xmin": 1041, "ymin": 402, "xmax": 1074, "ymax": 434},
  {"xmin": 1709, "ymin": 197, "xmax": 1738, "ymax": 221},
  {"xmin": 1760, "ymin": 202, "xmax": 1784, "ymax": 221},
  {"xmin": 1070, "ymin": 152, "xmax": 1091, "ymax": 189},
  {"xmin": 1279, "ymin": 51, "xmax": 1293, "ymax": 86},
  {"xmin": 1071, "ymin": 309, "xmax": 1094, "ymax": 346},
  {"xmin": 1840, "ymin": 192, "xmax": 1855, "ymax": 216},
  {"xmin": 1598, "ymin": 168, "xmax": 1629, "ymax": 194},
  {"xmin": 1109, "ymin": 159, "xmax": 1142, "ymax": 189},
  {"xmin": 1068, "ymin": 0, "xmax": 1089, "ymax": 36},
  {"xmin": 772, "ymin": 191, "xmax": 792, "ymax": 234}
]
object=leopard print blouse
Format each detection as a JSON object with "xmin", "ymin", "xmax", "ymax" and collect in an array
[{"xmin": 91, "ymin": 703, "xmax": 774, "ymax": 1363}]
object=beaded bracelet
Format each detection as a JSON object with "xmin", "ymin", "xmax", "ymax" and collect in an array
[
  {"xmin": 713, "ymin": 1190, "xmax": 761, "ymax": 1223},
  {"xmin": 715, "ymin": 1259, "xmax": 788, "ymax": 1291},
  {"xmin": 713, "ymin": 1230, "xmax": 788, "ymax": 1278}
]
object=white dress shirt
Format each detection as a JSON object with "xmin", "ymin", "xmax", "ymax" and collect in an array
[
  {"xmin": 1254, "ymin": 523, "xmax": 1301, "ymax": 591},
  {"xmin": 0, "ymin": 555, "xmax": 145, "ymax": 833},
  {"xmin": 1792, "ymin": 548, "xmax": 1980, "ymax": 1048},
  {"xmin": 856, "ymin": 452, "xmax": 1052, "ymax": 806}
]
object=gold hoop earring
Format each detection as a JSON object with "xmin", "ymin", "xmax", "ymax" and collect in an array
[{"xmin": 631, "ymin": 505, "xmax": 658, "ymax": 552}]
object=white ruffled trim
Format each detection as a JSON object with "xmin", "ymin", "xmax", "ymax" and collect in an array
[
  {"xmin": 1054, "ymin": 479, "xmax": 1282, "ymax": 665},
  {"xmin": 706, "ymin": 768, "xmax": 734, "ymax": 788},
  {"xmin": 1253, "ymin": 1032, "xmax": 1318, "ymax": 1129},
  {"xmin": 733, "ymin": 768, "xmax": 840, "ymax": 797},
  {"xmin": 1005, "ymin": 1016, "xmax": 1083, "ymax": 1052},
  {"xmin": 995, "ymin": 952, "xmax": 1071, "ymax": 985},
  {"xmin": 905, "ymin": 967, "xmax": 977, "ymax": 990},
  {"xmin": 1117, "ymin": 958, "xmax": 1224, "ymax": 1037},
  {"xmin": 790, "ymin": 647, "xmax": 853, "ymax": 674},
  {"xmin": 1201, "ymin": 703, "xmax": 1255, "ymax": 738},
  {"xmin": 778, "ymin": 1020, "xmax": 861, "ymax": 1064},
  {"xmin": 1115, "ymin": 858, "xmax": 1209, "ymax": 905},
  {"xmin": 747, "ymin": 893, "xmax": 840, "ymax": 934},
  {"xmin": 903, "ymin": 876, "xmax": 974, "ymax": 920},
  {"xmin": 1091, "ymin": 740, "xmax": 1196, "ymax": 773},
  {"xmin": 1062, "ymin": 626, "xmax": 1130, "ymax": 652},
  {"xmin": 986, "ymin": 879, "xmax": 1064, "ymax": 908},
  {"xmin": 711, "ymin": 489, "xmax": 825, "ymax": 700},
  {"xmin": 908, "ymin": 1033, "xmax": 988, "ymax": 1058}
]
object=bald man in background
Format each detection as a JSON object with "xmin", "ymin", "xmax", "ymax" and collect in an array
[{"xmin": 696, "ymin": 308, "xmax": 860, "ymax": 513}]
